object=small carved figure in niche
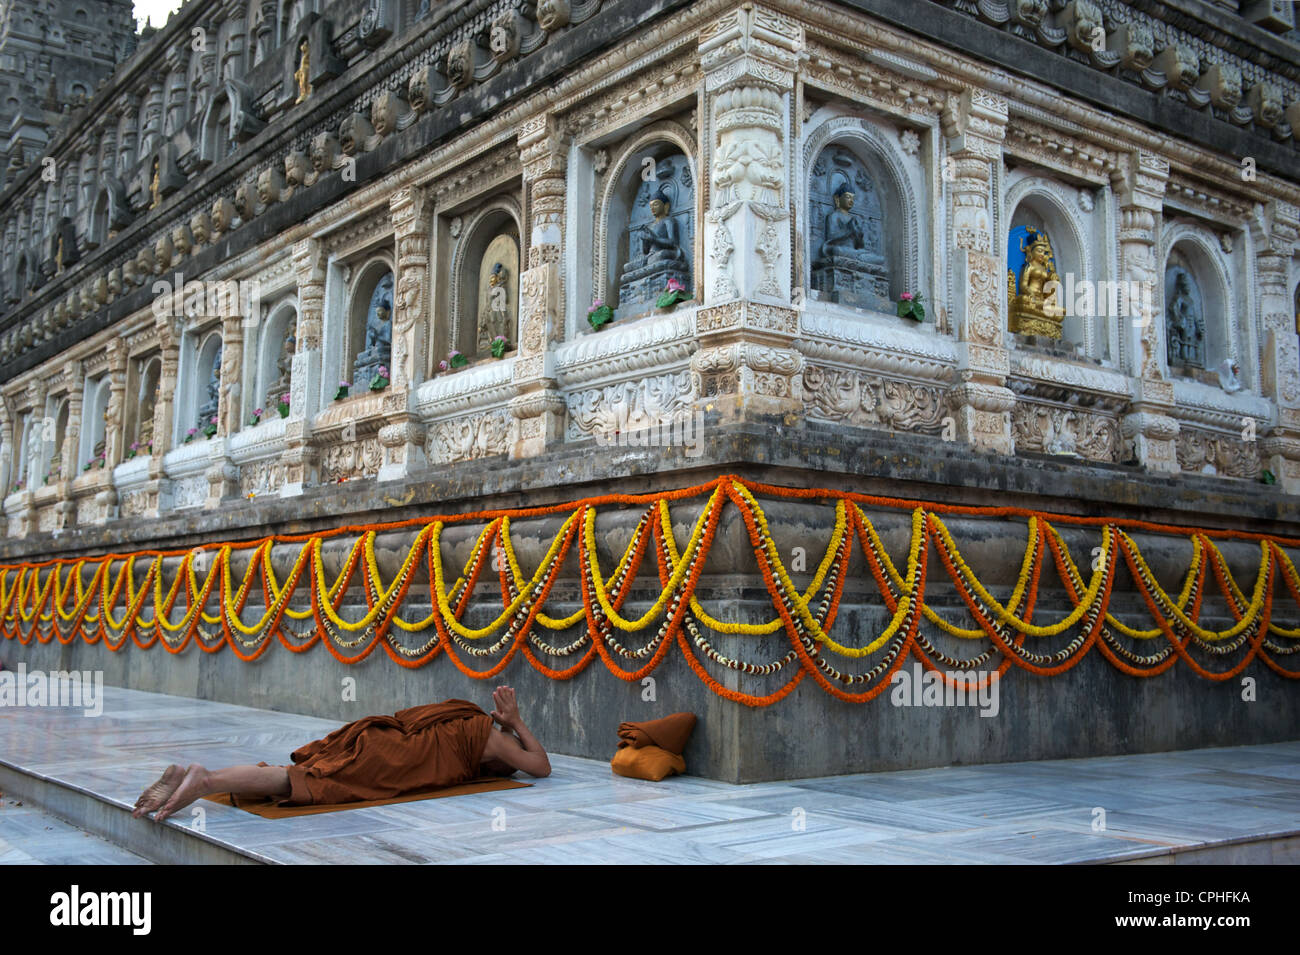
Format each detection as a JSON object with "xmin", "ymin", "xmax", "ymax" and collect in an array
[
  {"xmin": 618, "ymin": 156, "xmax": 693, "ymax": 316},
  {"xmin": 196, "ymin": 345, "xmax": 222, "ymax": 433},
  {"xmin": 25, "ymin": 422, "xmax": 42, "ymax": 489},
  {"xmin": 352, "ymin": 273, "xmax": 394, "ymax": 385},
  {"xmin": 809, "ymin": 147, "xmax": 890, "ymax": 312},
  {"xmin": 137, "ymin": 382, "xmax": 156, "ymax": 449},
  {"xmin": 478, "ymin": 263, "xmax": 510, "ymax": 353},
  {"xmin": 149, "ymin": 159, "xmax": 161, "ymax": 210},
  {"xmin": 1008, "ymin": 228, "xmax": 1064, "ymax": 339},
  {"xmin": 265, "ymin": 333, "xmax": 296, "ymax": 412},
  {"xmin": 294, "ymin": 38, "xmax": 311, "ymax": 105},
  {"xmin": 1165, "ymin": 268, "xmax": 1205, "ymax": 370},
  {"xmin": 55, "ymin": 234, "xmax": 64, "ymax": 273},
  {"xmin": 1216, "ymin": 358, "xmax": 1242, "ymax": 393}
]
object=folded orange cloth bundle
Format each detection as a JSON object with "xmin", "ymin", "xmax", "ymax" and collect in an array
[{"xmin": 611, "ymin": 712, "xmax": 697, "ymax": 781}]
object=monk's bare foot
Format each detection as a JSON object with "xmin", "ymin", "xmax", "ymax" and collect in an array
[
  {"xmin": 133, "ymin": 764, "xmax": 185, "ymax": 819},
  {"xmin": 154, "ymin": 763, "xmax": 209, "ymax": 824}
]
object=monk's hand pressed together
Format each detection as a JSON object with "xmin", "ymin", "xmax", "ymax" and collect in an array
[
  {"xmin": 491, "ymin": 685, "xmax": 520, "ymax": 729},
  {"xmin": 482, "ymin": 685, "xmax": 551, "ymax": 778}
]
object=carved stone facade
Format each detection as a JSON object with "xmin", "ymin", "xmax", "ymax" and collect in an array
[{"xmin": 0, "ymin": 0, "xmax": 1296, "ymax": 539}]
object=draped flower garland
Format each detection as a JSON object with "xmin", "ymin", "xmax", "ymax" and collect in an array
[{"xmin": 1, "ymin": 475, "xmax": 1298, "ymax": 706}]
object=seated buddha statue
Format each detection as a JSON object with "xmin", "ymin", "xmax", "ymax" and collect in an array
[
  {"xmin": 618, "ymin": 184, "xmax": 691, "ymax": 314},
  {"xmin": 631, "ymin": 187, "xmax": 688, "ymax": 271},
  {"xmin": 1009, "ymin": 230, "xmax": 1064, "ymax": 338},
  {"xmin": 196, "ymin": 349, "xmax": 221, "ymax": 432},
  {"xmin": 817, "ymin": 187, "xmax": 883, "ymax": 265},
  {"xmin": 352, "ymin": 296, "xmax": 392, "ymax": 384}
]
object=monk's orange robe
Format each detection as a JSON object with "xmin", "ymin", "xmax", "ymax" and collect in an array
[{"xmin": 281, "ymin": 699, "xmax": 493, "ymax": 806}]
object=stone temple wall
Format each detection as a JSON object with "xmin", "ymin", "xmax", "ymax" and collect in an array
[{"xmin": 0, "ymin": 1, "xmax": 1298, "ymax": 779}]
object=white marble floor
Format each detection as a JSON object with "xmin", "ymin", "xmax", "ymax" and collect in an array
[{"xmin": 2, "ymin": 686, "xmax": 1299, "ymax": 864}]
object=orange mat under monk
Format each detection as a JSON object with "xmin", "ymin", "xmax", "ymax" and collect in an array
[{"xmin": 204, "ymin": 777, "xmax": 531, "ymax": 818}]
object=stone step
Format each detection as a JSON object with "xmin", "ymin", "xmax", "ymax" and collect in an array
[{"xmin": 0, "ymin": 758, "xmax": 269, "ymax": 864}]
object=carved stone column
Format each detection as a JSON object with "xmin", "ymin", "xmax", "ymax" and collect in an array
[
  {"xmin": 0, "ymin": 398, "xmax": 11, "ymax": 501},
  {"xmin": 943, "ymin": 89, "xmax": 1014, "ymax": 454},
  {"xmin": 92, "ymin": 338, "xmax": 128, "ymax": 523},
  {"xmin": 141, "ymin": 314, "xmax": 181, "ymax": 517},
  {"xmin": 280, "ymin": 238, "xmax": 324, "ymax": 495},
  {"xmin": 693, "ymin": 6, "xmax": 804, "ymax": 420},
  {"xmin": 1115, "ymin": 151, "xmax": 1178, "ymax": 472},
  {"xmin": 57, "ymin": 360, "xmax": 84, "ymax": 527},
  {"xmin": 205, "ymin": 313, "xmax": 243, "ymax": 505},
  {"xmin": 1256, "ymin": 201, "xmax": 1300, "ymax": 492},
  {"xmin": 509, "ymin": 115, "xmax": 567, "ymax": 458},
  {"xmin": 378, "ymin": 186, "xmax": 430, "ymax": 481}
]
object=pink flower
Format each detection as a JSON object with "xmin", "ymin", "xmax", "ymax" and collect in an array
[
  {"xmin": 665, "ymin": 278, "xmax": 685, "ymax": 293},
  {"xmin": 589, "ymin": 299, "xmax": 603, "ymax": 311},
  {"xmin": 376, "ymin": 367, "xmax": 388, "ymax": 378},
  {"xmin": 210, "ymin": 416, "xmax": 217, "ymax": 424},
  {"xmin": 187, "ymin": 427, "xmax": 198, "ymax": 436},
  {"xmin": 340, "ymin": 380, "xmax": 351, "ymax": 388},
  {"xmin": 281, "ymin": 394, "xmax": 290, "ymax": 404},
  {"xmin": 254, "ymin": 408, "xmax": 263, "ymax": 416},
  {"xmin": 438, "ymin": 360, "xmax": 449, "ymax": 372},
  {"xmin": 900, "ymin": 292, "xmax": 914, "ymax": 301}
]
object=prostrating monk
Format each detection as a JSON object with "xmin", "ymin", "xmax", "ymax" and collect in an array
[{"xmin": 132, "ymin": 686, "xmax": 549, "ymax": 823}]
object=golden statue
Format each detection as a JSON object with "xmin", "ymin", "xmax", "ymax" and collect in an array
[
  {"xmin": 1008, "ymin": 229, "xmax": 1064, "ymax": 338},
  {"xmin": 149, "ymin": 159, "xmax": 161, "ymax": 210},
  {"xmin": 294, "ymin": 39, "xmax": 311, "ymax": 104}
]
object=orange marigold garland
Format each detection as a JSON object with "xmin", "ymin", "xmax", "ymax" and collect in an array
[{"xmin": 1, "ymin": 474, "xmax": 1297, "ymax": 705}]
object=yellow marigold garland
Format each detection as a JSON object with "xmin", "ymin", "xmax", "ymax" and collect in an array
[{"xmin": 3, "ymin": 474, "xmax": 1299, "ymax": 702}]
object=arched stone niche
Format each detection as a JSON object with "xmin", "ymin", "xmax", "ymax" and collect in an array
[
  {"xmin": 79, "ymin": 377, "xmax": 111, "ymax": 469},
  {"xmin": 451, "ymin": 202, "xmax": 521, "ymax": 361},
  {"xmin": 597, "ymin": 130, "xmax": 696, "ymax": 321},
  {"xmin": 1162, "ymin": 233, "xmax": 1234, "ymax": 385},
  {"xmin": 47, "ymin": 398, "xmax": 69, "ymax": 483},
  {"xmin": 185, "ymin": 331, "xmax": 223, "ymax": 439},
  {"xmin": 347, "ymin": 260, "xmax": 393, "ymax": 387},
  {"xmin": 802, "ymin": 116, "xmax": 919, "ymax": 314},
  {"xmin": 1005, "ymin": 183, "xmax": 1093, "ymax": 353},
  {"xmin": 128, "ymin": 355, "xmax": 161, "ymax": 453},
  {"xmin": 258, "ymin": 298, "xmax": 298, "ymax": 413}
]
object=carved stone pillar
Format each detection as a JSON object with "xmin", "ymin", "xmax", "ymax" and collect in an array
[
  {"xmin": 59, "ymin": 359, "xmax": 84, "ymax": 486},
  {"xmin": 944, "ymin": 89, "xmax": 1014, "ymax": 454},
  {"xmin": 0, "ymin": 399, "xmax": 11, "ymax": 500},
  {"xmin": 1115, "ymin": 151, "xmax": 1178, "ymax": 472},
  {"xmin": 280, "ymin": 238, "xmax": 324, "ymax": 495},
  {"xmin": 693, "ymin": 6, "xmax": 803, "ymax": 420},
  {"xmin": 378, "ymin": 186, "xmax": 430, "ymax": 481},
  {"xmin": 140, "ymin": 314, "xmax": 181, "ymax": 517},
  {"xmin": 1256, "ymin": 201, "xmax": 1300, "ymax": 492},
  {"xmin": 91, "ymin": 338, "xmax": 127, "ymax": 523},
  {"xmin": 509, "ymin": 116, "xmax": 567, "ymax": 458}
]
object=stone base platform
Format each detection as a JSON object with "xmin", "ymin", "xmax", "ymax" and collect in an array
[{"xmin": 2, "ymin": 423, "xmax": 1299, "ymax": 783}]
